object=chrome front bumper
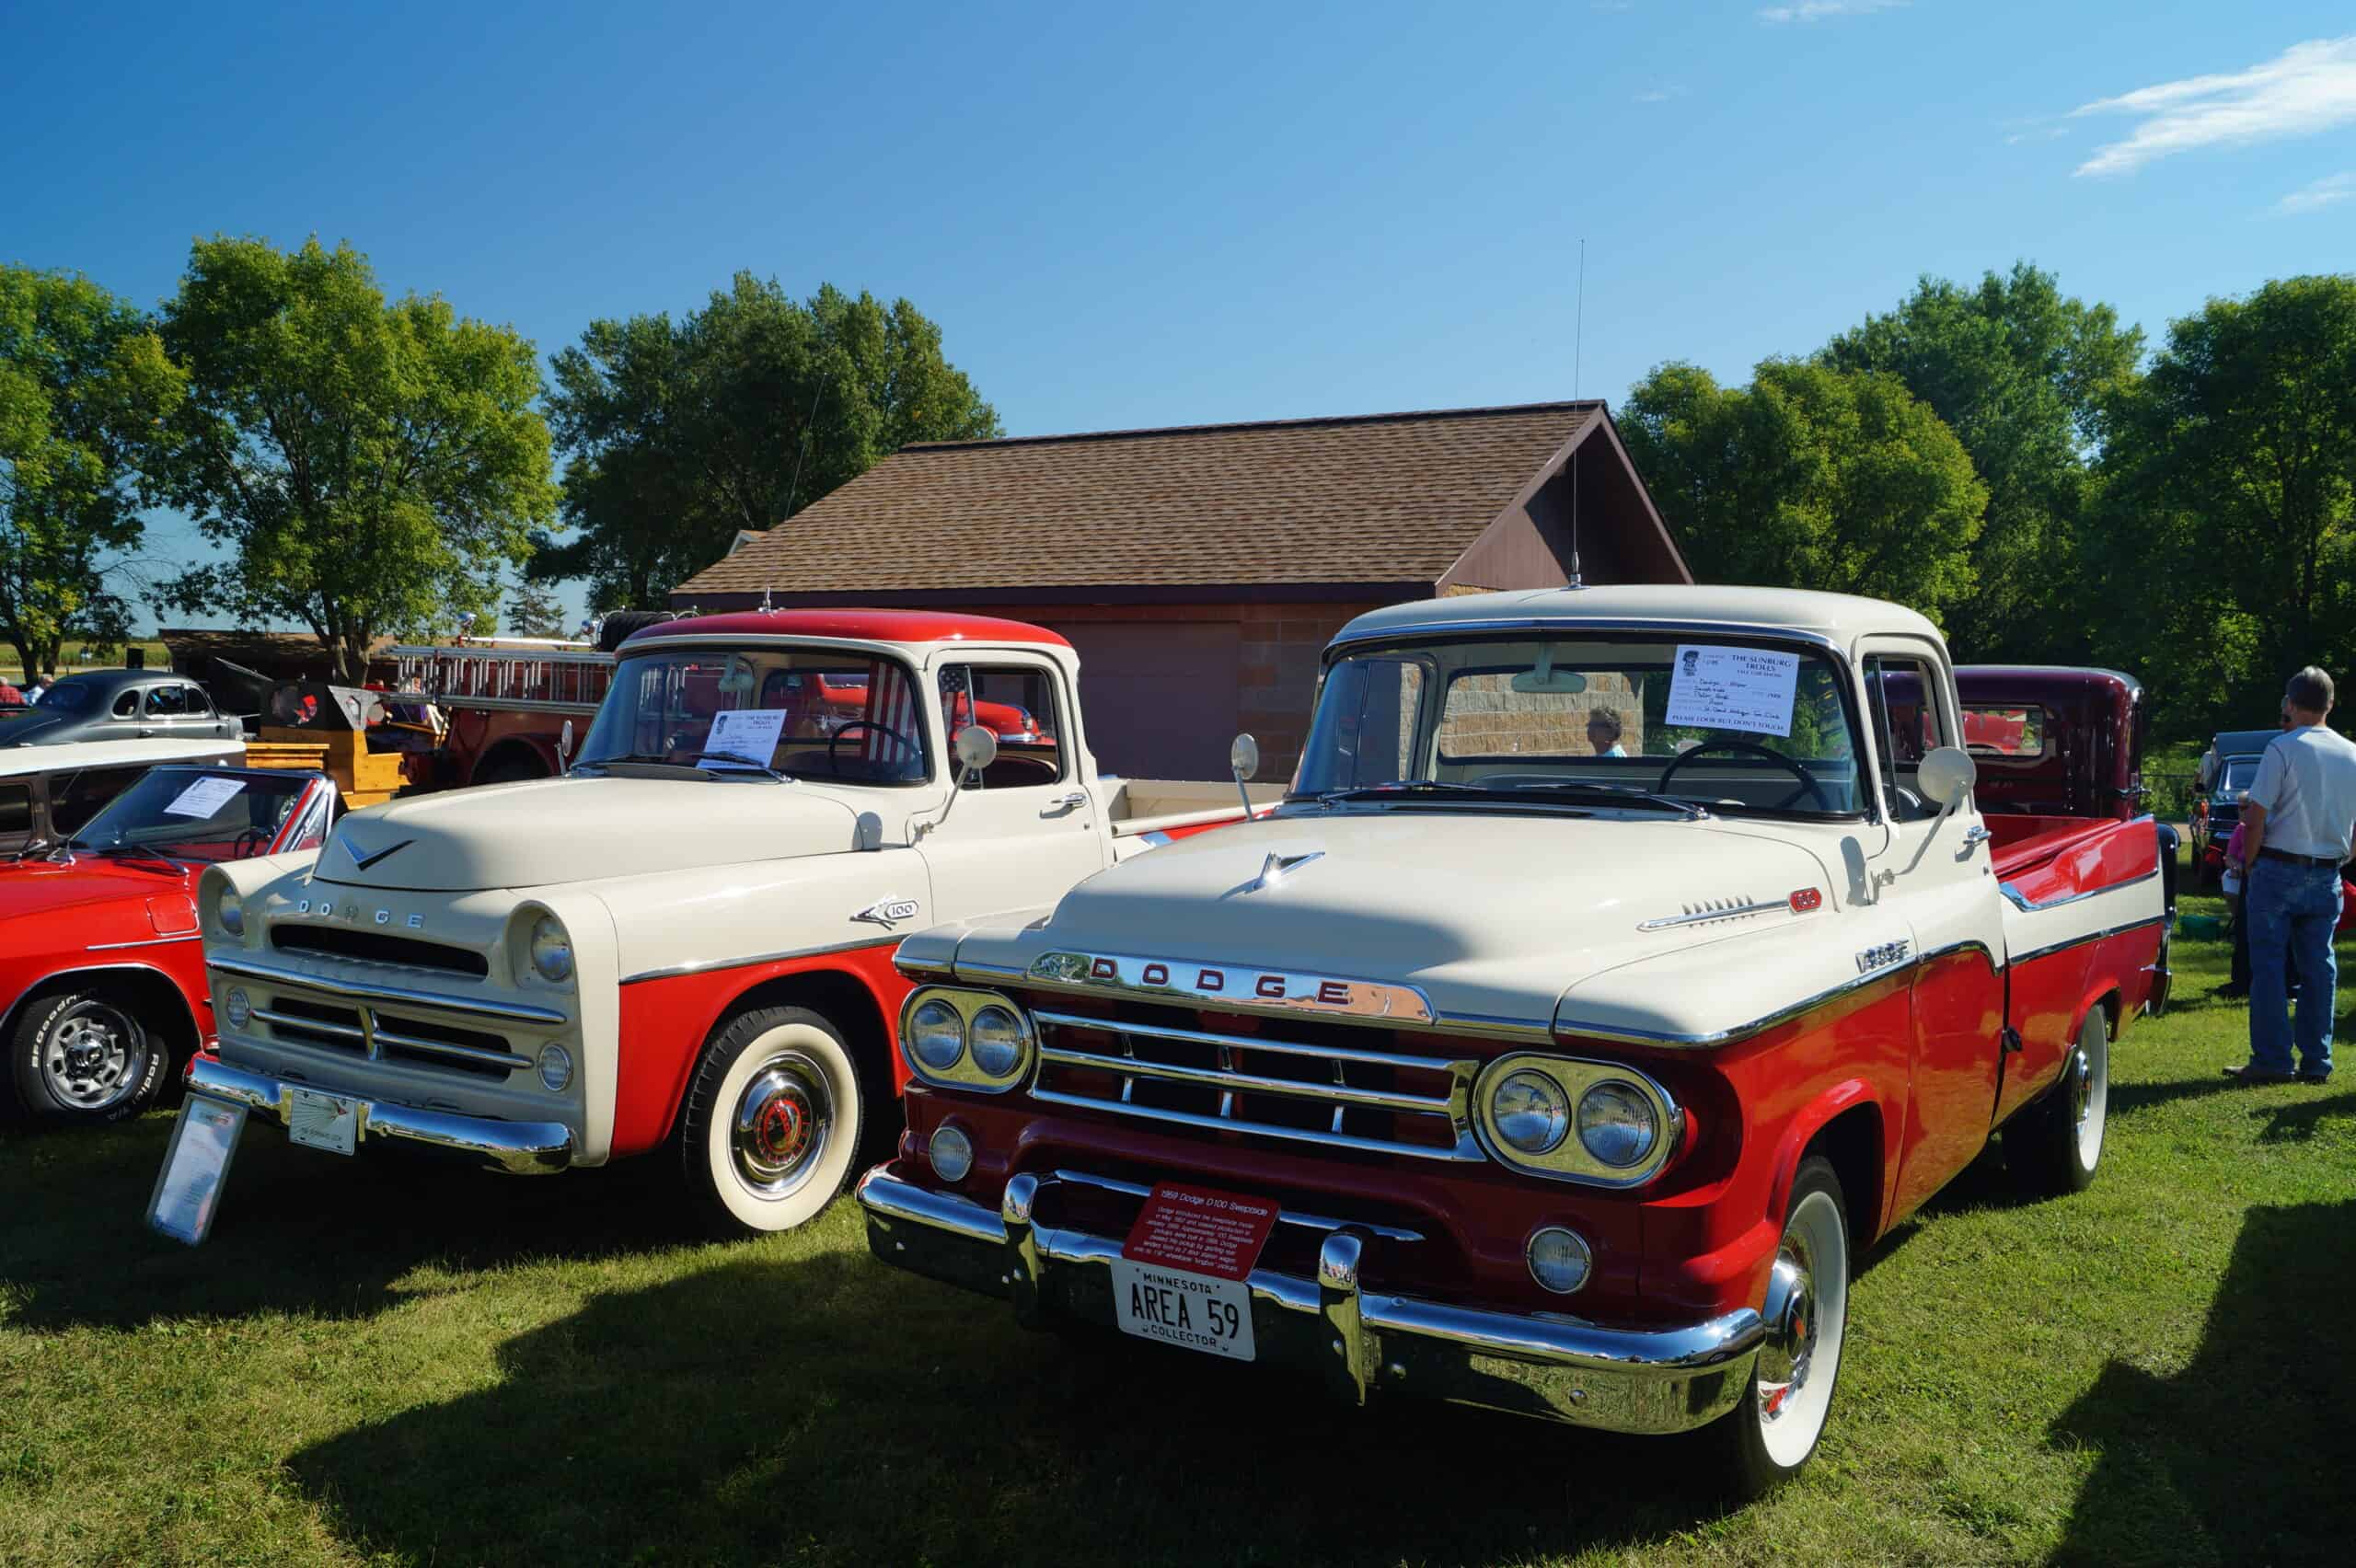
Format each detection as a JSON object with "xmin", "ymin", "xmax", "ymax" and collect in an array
[
  {"xmin": 856, "ymin": 1166, "xmax": 1762, "ymax": 1435},
  {"xmin": 189, "ymin": 1056, "xmax": 573, "ymax": 1176}
]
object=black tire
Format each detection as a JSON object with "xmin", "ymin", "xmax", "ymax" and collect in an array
[
  {"xmin": 2007, "ymin": 1008, "xmax": 2109, "ymax": 1197},
  {"xmin": 10, "ymin": 986, "xmax": 167, "ymax": 1126},
  {"xmin": 1704, "ymin": 1155, "xmax": 1852, "ymax": 1498},
  {"xmin": 675, "ymin": 1004, "xmax": 865, "ymax": 1238}
]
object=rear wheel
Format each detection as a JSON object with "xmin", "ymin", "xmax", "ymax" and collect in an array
[
  {"xmin": 676, "ymin": 1005, "xmax": 865, "ymax": 1237},
  {"xmin": 10, "ymin": 986, "xmax": 167, "ymax": 1126},
  {"xmin": 2008, "ymin": 1008, "xmax": 2109, "ymax": 1196},
  {"xmin": 1707, "ymin": 1156, "xmax": 1851, "ymax": 1497}
]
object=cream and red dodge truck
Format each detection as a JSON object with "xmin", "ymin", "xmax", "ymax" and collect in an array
[
  {"xmin": 188, "ymin": 610, "xmax": 1258, "ymax": 1234},
  {"xmin": 859, "ymin": 585, "xmax": 2166, "ymax": 1493}
]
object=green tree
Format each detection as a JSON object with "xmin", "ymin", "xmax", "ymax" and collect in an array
[
  {"xmin": 2093, "ymin": 274, "xmax": 2356, "ymax": 735},
  {"xmin": 539, "ymin": 275, "xmax": 1000, "ymax": 609},
  {"xmin": 503, "ymin": 572, "xmax": 568, "ymax": 639},
  {"xmin": 149, "ymin": 236, "xmax": 556, "ymax": 682},
  {"xmin": 1820, "ymin": 262, "xmax": 2142, "ymax": 661},
  {"xmin": 0, "ymin": 266, "xmax": 183, "ymax": 678},
  {"xmin": 1619, "ymin": 359, "xmax": 1988, "ymax": 624}
]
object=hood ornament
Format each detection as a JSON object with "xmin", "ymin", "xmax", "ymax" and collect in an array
[
  {"xmin": 340, "ymin": 832, "xmax": 414, "ymax": 871},
  {"xmin": 1243, "ymin": 849, "xmax": 1323, "ymax": 894}
]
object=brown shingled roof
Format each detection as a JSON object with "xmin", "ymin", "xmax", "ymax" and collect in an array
[{"xmin": 675, "ymin": 401, "xmax": 1607, "ymax": 597}]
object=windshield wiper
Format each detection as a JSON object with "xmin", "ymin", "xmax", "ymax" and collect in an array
[
  {"xmin": 85, "ymin": 842, "xmax": 185, "ymax": 870},
  {"xmin": 689, "ymin": 750, "xmax": 791, "ymax": 781},
  {"xmin": 1300, "ymin": 780, "xmax": 1704, "ymax": 819},
  {"xmin": 1494, "ymin": 780, "xmax": 1707, "ymax": 819}
]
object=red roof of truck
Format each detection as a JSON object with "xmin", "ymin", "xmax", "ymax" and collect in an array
[{"xmin": 624, "ymin": 609, "xmax": 1071, "ymax": 649}]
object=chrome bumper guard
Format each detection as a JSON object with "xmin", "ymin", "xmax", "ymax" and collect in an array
[
  {"xmin": 856, "ymin": 1166, "xmax": 1762, "ymax": 1435},
  {"xmin": 188, "ymin": 1057, "xmax": 572, "ymax": 1176}
]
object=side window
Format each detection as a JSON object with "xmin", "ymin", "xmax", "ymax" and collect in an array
[
  {"xmin": 111, "ymin": 688, "xmax": 139, "ymax": 719},
  {"xmin": 1865, "ymin": 655, "xmax": 1951, "ymax": 820},
  {"xmin": 0, "ymin": 783, "xmax": 30, "ymax": 841},
  {"xmin": 50, "ymin": 768, "xmax": 143, "ymax": 836},
  {"xmin": 180, "ymin": 685, "xmax": 216, "ymax": 719},
  {"xmin": 144, "ymin": 685, "xmax": 189, "ymax": 717},
  {"xmin": 939, "ymin": 663, "xmax": 1067, "ymax": 786}
]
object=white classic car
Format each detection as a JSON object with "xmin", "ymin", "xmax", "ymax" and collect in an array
[{"xmin": 184, "ymin": 610, "xmax": 1262, "ymax": 1235}]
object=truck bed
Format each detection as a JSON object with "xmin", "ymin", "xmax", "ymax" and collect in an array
[{"xmin": 1103, "ymin": 778, "xmax": 1285, "ymax": 841}]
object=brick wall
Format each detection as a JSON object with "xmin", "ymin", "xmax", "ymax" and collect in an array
[{"xmin": 1436, "ymin": 671, "xmax": 1645, "ymax": 760}]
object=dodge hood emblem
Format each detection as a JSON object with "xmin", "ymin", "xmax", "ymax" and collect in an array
[{"xmin": 341, "ymin": 832, "xmax": 414, "ymax": 871}]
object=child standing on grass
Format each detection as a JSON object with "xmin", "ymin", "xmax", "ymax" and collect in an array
[{"xmin": 2223, "ymin": 811, "xmax": 2253, "ymax": 998}]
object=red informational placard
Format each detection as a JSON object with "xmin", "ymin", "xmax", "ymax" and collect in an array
[{"xmin": 1121, "ymin": 1182, "xmax": 1281, "ymax": 1281}]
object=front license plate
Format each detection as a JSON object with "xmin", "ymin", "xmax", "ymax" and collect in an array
[
  {"xmin": 1108, "ymin": 1259, "xmax": 1256, "ymax": 1361},
  {"xmin": 286, "ymin": 1088, "xmax": 362, "ymax": 1156}
]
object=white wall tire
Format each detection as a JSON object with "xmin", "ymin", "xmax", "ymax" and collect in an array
[
  {"xmin": 1711, "ymin": 1155, "xmax": 1850, "ymax": 1497},
  {"xmin": 676, "ymin": 1006, "xmax": 864, "ymax": 1237},
  {"xmin": 2007, "ymin": 1008, "xmax": 2108, "ymax": 1197}
]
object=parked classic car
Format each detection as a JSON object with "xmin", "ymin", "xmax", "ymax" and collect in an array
[
  {"xmin": 4, "ymin": 765, "xmax": 335, "ymax": 1124},
  {"xmin": 859, "ymin": 585, "xmax": 2167, "ymax": 1494},
  {"xmin": 186, "ymin": 610, "xmax": 1268, "ymax": 1235},
  {"xmin": 0, "ymin": 669, "xmax": 244, "ymax": 749},
  {"xmin": 2190, "ymin": 727, "xmax": 2283, "ymax": 888},
  {"xmin": 0, "ymin": 737, "xmax": 251, "ymax": 859}
]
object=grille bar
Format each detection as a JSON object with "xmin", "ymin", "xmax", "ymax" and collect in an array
[
  {"xmin": 1030, "ymin": 1087, "xmax": 1484, "ymax": 1162},
  {"xmin": 1034, "ymin": 1010, "xmax": 1465, "ymax": 1073},
  {"xmin": 252, "ymin": 1003, "xmax": 533, "ymax": 1073},
  {"xmin": 1039, "ymin": 1042, "xmax": 1452, "ymax": 1115}
]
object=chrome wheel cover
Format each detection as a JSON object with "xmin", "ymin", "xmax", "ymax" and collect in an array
[
  {"xmin": 2073, "ymin": 1020, "xmax": 2109, "ymax": 1170},
  {"xmin": 40, "ymin": 1001, "xmax": 147, "ymax": 1113},
  {"xmin": 1755, "ymin": 1188, "xmax": 1848, "ymax": 1468},
  {"xmin": 728, "ymin": 1051, "xmax": 833, "ymax": 1200}
]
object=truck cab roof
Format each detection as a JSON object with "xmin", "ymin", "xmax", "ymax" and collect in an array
[
  {"xmin": 1332, "ymin": 584, "xmax": 1944, "ymax": 650},
  {"xmin": 626, "ymin": 609, "xmax": 1073, "ymax": 651}
]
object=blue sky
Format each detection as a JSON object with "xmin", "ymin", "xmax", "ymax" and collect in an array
[{"xmin": 6, "ymin": 0, "xmax": 2353, "ymax": 631}]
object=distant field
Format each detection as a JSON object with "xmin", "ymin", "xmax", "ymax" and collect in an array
[{"xmin": 2, "ymin": 642, "xmax": 172, "ymax": 685}]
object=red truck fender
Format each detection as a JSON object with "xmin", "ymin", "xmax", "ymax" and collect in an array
[{"xmin": 1764, "ymin": 1076, "xmax": 1894, "ymax": 1255}]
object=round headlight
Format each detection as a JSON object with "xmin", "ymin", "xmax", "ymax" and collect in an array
[
  {"xmin": 537, "ymin": 1043, "xmax": 573, "ymax": 1092},
  {"xmin": 216, "ymin": 889, "xmax": 245, "ymax": 938},
  {"xmin": 1577, "ymin": 1081, "xmax": 1659, "ymax": 1168},
  {"xmin": 967, "ymin": 1006, "xmax": 1026, "ymax": 1078},
  {"xmin": 1527, "ymin": 1226, "xmax": 1593, "ymax": 1295},
  {"xmin": 529, "ymin": 915, "xmax": 573, "ymax": 982},
  {"xmin": 1491, "ymin": 1069, "xmax": 1571, "ymax": 1154},
  {"xmin": 928, "ymin": 1123, "xmax": 975, "ymax": 1182},
  {"xmin": 908, "ymin": 998, "xmax": 965, "ymax": 1071},
  {"xmin": 224, "ymin": 986, "xmax": 251, "ymax": 1030}
]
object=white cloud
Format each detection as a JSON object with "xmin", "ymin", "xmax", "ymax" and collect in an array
[
  {"xmin": 2276, "ymin": 170, "xmax": 2356, "ymax": 214},
  {"xmin": 1758, "ymin": 0, "xmax": 1905, "ymax": 23},
  {"xmin": 2069, "ymin": 35, "xmax": 2356, "ymax": 177}
]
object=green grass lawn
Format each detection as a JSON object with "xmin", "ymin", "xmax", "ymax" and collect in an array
[{"xmin": 6, "ymin": 874, "xmax": 2354, "ymax": 1565}]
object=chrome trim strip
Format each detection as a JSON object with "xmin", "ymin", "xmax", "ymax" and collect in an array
[
  {"xmin": 207, "ymin": 955, "xmax": 568, "ymax": 1026},
  {"xmin": 189, "ymin": 1056, "xmax": 571, "ymax": 1175},
  {"xmin": 619, "ymin": 934, "xmax": 891, "ymax": 986},
  {"xmin": 1028, "ymin": 1086, "xmax": 1486, "ymax": 1162},
  {"xmin": 87, "ymin": 934, "xmax": 200, "ymax": 951},
  {"xmin": 1040, "ymin": 1042, "xmax": 1453, "ymax": 1115},
  {"xmin": 1045, "ymin": 1170, "xmax": 1425, "ymax": 1243},
  {"xmin": 1553, "ymin": 961, "xmax": 1915, "ymax": 1049},
  {"xmin": 1431, "ymin": 1009, "xmax": 1558, "ymax": 1043},
  {"xmin": 1918, "ymin": 938, "xmax": 2003, "ymax": 970},
  {"xmin": 251, "ymin": 1006, "xmax": 530, "ymax": 1071},
  {"xmin": 1634, "ymin": 898, "xmax": 1788, "ymax": 932},
  {"xmin": 2009, "ymin": 912, "xmax": 2169, "ymax": 964},
  {"xmin": 1999, "ymin": 863, "xmax": 2162, "ymax": 912},
  {"xmin": 1030, "ymin": 1009, "xmax": 1471, "ymax": 1075}
]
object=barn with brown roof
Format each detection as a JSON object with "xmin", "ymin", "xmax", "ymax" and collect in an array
[{"xmin": 672, "ymin": 399, "xmax": 1689, "ymax": 780}]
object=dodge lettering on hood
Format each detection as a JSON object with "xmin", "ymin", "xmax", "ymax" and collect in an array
[
  {"xmin": 183, "ymin": 610, "xmax": 1260, "ymax": 1236},
  {"xmin": 857, "ymin": 584, "xmax": 2171, "ymax": 1494}
]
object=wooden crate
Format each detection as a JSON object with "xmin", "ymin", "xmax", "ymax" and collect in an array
[{"xmin": 254, "ymin": 728, "xmax": 405, "ymax": 808}]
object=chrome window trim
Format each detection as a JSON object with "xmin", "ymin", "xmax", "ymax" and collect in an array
[{"xmin": 208, "ymin": 954, "xmax": 567, "ymax": 1026}]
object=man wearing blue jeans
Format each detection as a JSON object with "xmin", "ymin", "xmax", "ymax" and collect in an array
[{"xmin": 2230, "ymin": 666, "xmax": 2356, "ymax": 1085}]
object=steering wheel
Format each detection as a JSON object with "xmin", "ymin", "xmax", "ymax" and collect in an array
[
  {"xmin": 1657, "ymin": 740, "xmax": 1831, "ymax": 812},
  {"xmin": 231, "ymin": 828, "xmax": 271, "ymax": 859},
  {"xmin": 827, "ymin": 720, "xmax": 917, "ymax": 776}
]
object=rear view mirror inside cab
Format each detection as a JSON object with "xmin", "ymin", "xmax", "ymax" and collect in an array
[{"xmin": 1510, "ymin": 650, "xmax": 1589, "ymax": 695}]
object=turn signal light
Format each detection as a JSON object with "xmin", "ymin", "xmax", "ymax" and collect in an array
[{"xmin": 1789, "ymin": 888, "xmax": 1823, "ymax": 913}]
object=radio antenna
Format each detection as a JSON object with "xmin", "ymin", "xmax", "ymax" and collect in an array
[{"xmin": 1569, "ymin": 236, "xmax": 1587, "ymax": 590}]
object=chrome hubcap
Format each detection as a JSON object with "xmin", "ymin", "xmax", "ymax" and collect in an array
[
  {"xmin": 40, "ymin": 1005, "xmax": 145, "ymax": 1112},
  {"xmin": 1757, "ymin": 1253, "xmax": 1819, "ymax": 1419},
  {"xmin": 2071, "ymin": 1048, "xmax": 2093, "ymax": 1125},
  {"xmin": 730, "ymin": 1052, "xmax": 832, "ymax": 1198}
]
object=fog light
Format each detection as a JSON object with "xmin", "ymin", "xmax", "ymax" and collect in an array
[
  {"xmin": 928, "ymin": 1123, "xmax": 975, "ymax": 1182},
  {"xmin": 537, "ymin": 1043, "xmax": 573, "ymax": 1092},
  {"xmin": 224, "ymin": 987, "xmax": 251, "ymax": 1030},
  {"xmin": 1527, "ymin": 1226, "xmax": 1593, "ymax": 1295}
]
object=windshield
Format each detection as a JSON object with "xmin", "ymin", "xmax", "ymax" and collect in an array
[
  {"xmin": 29, "ymin": 680, "xmax": 96, "ymax": 713},
  {"xmin": 1294, "ymin": 635, "xmax": 1869, "ymax": 819},
  {"xmin": 574, "ymin": 646, "xmax": 935, "ymax": 786},
  {"xmin": 67, "ymin": 769, "xmax": 325, "ymax": 860}
]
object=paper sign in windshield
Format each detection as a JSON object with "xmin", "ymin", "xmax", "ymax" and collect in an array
[
  {"xmin": 162, "ymin": 777, "xmax": 246, "ymax": 819},
  {"xmin": 147, "ymin": 1094, "xmax": 247, "ymax": 1246},
  {"xmin": 701, "ymin": 708, "xmax": 788, "ymax": 768},
  {"xmin": 1665, "ymin": 645, "xmax": 1801, "ymax": 738}
]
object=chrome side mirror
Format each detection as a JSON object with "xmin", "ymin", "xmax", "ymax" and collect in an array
[
  {"xmin": 1918, "ymin": 745, "xmax": 1977, "ymax": 813},
  {"xmin": 1230, "ymin": 732, "xmax": 1260, "ymax": 814},
  {"xmin": 934, "ymin": 724, "xmax": 999, "ymax": 827},
  {"xmin": 557, "ymin": 719, "xmax": 574, "ymax": 773}
]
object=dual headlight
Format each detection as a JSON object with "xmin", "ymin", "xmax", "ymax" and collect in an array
[
  {"xmin": 900, "ymin": 986, "xmax": 1035, "ymax": 1092},
  {"xmin": 1475, "ymin": 1054, "xmax": 1680, "ymax": 1187}
]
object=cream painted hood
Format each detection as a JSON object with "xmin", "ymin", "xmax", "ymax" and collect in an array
[
  {"xmin": 961, "ymin": 809, "xmax": 1847, "ymax": 1025},
  {"xmin": 309, "ymin": 776, "xmax": 870, "ymax": 893}
]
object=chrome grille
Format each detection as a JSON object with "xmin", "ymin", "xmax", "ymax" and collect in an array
[
  {"xmin": 1030, "ymin": 1009, "xmax": 1483, "ymax": 1162},
  {"xmin": 253, "ymin": 993, "xmax": 530, "ymax": 1079}
]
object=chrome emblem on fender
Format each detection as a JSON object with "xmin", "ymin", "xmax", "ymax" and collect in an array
[
  {"xmin": 854, "ymin": 897, "xmax": 922, "ymax": 928},
  {"xmin": 1855, "ymin": 939, "xmax": 1912, "ymax": 975},
  {"xmin": 1242, "ymin": 850, "xmax": 1323, "ymax": 894}
]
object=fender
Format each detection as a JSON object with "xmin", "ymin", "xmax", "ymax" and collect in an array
[
  {"xmin": 0, "ymin": 958, "xmax": 207, "ymax": 1049},
  {"xmin": 610, "ymin": 940, "xmax": 910, "ymax": 1157},
  {"xmin": 1767, "ymin": 1075, "xmax": 1891, "ymax": 1246}
]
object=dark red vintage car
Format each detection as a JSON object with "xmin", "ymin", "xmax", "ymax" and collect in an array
[{"xmin": 3, "ymin": 765, "xmax": 335, "ymax": 1125}]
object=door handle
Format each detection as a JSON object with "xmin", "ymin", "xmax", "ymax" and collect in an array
[
  {"xmin": 1961, "ymin": 824, "xmax": 1993, "ymax": 853},
  {"xmin": 1045, "ymin": 790, "xmax": 1089, "ymax": 815}
]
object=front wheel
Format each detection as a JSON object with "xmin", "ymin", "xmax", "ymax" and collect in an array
[
  {"xmin": 10, "ymin": 986, "xmax": 167, "ymax": 1126},
  {"xmin": 676, "ymin": 1005, "xmax": 865, "ymax": 1237},
  {"xmin": 2007, "ymin": 1007, "xmax": 2109, "ymax": 1196},
  {"xmin": 1707, "ymin": 1155, "xmax": 1851, "ymax": 1497}
]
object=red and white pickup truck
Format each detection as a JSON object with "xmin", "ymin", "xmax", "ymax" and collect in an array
[
  {"xmin": 186, "ymin": 610, "xmax": 1263, "ymax": 1234},
  {"xmin": 859, "ymin": 586, "xmax": 2167, "ymax": 1493}
]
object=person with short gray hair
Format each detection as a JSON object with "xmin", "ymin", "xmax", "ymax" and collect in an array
[
  {"xmin": 2228, "ymin": 665, "xmax": 2356, "ymax": 1084},
  {"xmin": 1586, "ymin": 707, "xmax": 1626, "ymax": 758}
]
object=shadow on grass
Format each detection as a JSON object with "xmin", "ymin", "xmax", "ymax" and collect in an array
[
  {"xmin": 0, "ymin": 1111, "xmax": 694, "ymax": 1331},
  {"xmin": 288, "ymin": 1250, "xmax": 1738, "ymax": 1568},
  {"xmin": 2048, "ymin": 1200, "xmax": 2356, "ymax": 1567}
]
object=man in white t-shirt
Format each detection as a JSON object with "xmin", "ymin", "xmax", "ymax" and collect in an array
[{"xmin": 2230, "ymin": 666, "xmax": 2356, "ymax": 1084}]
